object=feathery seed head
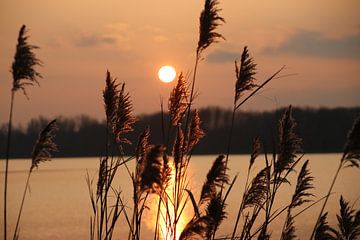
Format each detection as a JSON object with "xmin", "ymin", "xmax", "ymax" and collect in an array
[
  {"xmin": 290, "ymin": 160, "xmax": 314, "ymax": 209},
  {"xmin": 140, "ymin": 145, "xmax": 171, "ymax": 194},
  {"xmin": 31, "ymin": 119, "xmax": 57, "ymax": 171},
  {"xmin": 275, "ymin": 106, "xmax": 302, "ymax": 175},
  {"xmin": 103, "ymin": 70, "xmax": 119, "ymax": 127},
  {"xmin": 11, "ymin": 25, "xmax": 42, "ymax": 96},
  {"xmin": 169, "ymin": 73, "xmax": 188, "ymax": 126},
  {"xmin": 234, "ymin": 46, "xmax": 257, "ymax": 104},
  {"xmin": 200, "ymin": 155, "xmax": 229, "ymax": 204},
  {"xmin": 113, "ymin": 83, "xmax": 136, "ymax": 144},
  {"xmin": 197, "ymin": 0, "xmax": 225, "ymax": 55},
  {"xmin": 187, "ymin": 109, "xmax": 205, "ymax": 153},
  {"xmin": 343, "ymin": 116, "xmax": 360, "ymax": 168}
]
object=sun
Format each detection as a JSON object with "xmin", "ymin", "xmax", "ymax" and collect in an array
[{"xmin": 158, "ymin": 65, "xmax": 176, "ymax": 83}]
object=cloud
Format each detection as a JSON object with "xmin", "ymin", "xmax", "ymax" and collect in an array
[
  {"xmin": 76, "ymin": 33, "xmax": 117, "ymax": 47},
  {"xmin": 263, "ymin": 30, "xmax": 360, "ymax": 59},
  {"xmin": 206, "ymin": 50, "xmax": 240, "ymax": 63}
]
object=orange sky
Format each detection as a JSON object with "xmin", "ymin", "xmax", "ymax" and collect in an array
[{"xmin": 0, "ymin": 0, "xmax": 359, "ymax": 125}]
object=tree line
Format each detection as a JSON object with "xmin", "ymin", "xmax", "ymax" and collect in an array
[{"xmin": 1, "ymin": 106, "xmax": 359, "ymax": 158}]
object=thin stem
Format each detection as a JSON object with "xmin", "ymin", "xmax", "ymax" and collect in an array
[
  {"xmin": 4, "ymin": 90, "xmax": 15, "ymax": 240},
  {"xmin": 235, "ymin": 66, "xmax": 285, "ymax": 111},
  {"xmin": 13, "ymin": 169, "xmax": 32, "ymax": 240},
  {"xmin": 309, "ymin": 159, "xmax": 343, "ymax": 240},
  {"xmin": 231, "ymin": 168, "xmax": 250, "ymax": 239}
]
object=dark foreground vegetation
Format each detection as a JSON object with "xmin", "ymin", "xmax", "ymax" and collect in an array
[
  {"xmin": 1, "ymin": 106, "xmax": 359, "ymax": 158},
  {"xmin": 2, "ymin": 0, "xmax": 360, "ymax": 239}
]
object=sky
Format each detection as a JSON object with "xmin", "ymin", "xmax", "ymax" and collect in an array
[{"xmin": 0, "ymin": 0, "xmax": 359, "ymax": 125}]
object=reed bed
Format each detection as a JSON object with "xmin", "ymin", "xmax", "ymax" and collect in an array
[{"xmin": 2, "ymin": 0, "xmax": 360, "ymax": 240}]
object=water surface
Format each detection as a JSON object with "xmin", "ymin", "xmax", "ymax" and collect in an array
[{"xmin": 1, "ymin": 154, "xmax": 359, "ymax": 239}]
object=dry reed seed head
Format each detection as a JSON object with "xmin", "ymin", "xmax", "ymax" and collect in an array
[
  {"xmin": 12, "ymin": 25, "xmax": 43, "ymax": 96},
  {"xmin": 188, "ymin": 109, "xmax": 205, "ymax": 153},
  {"xmin": 315, "ymin": 213, "xmax": 337, "ymax": 240},
  {"xmin": 113, "ymin": 83, "xmax": 137, "ymax": 144},
  {"xmin": 96, "ymin": 157, "xmax": 108, "ymax": 197},
  {"xmin": 136, "ymin": 126, "xmax": 150, "ymax": 162},
  {"xmin": 290, "ymin": 160, "xmax": 314, "ymax": 209},
  {"xmin": 234, "ymin": 46, "xmax": 257, "ymax": 104},
  {"xmin": 200, "ymin": 155, "xmax": 229, "ymax": 204},
  {"xmin": 173, "ymin": 126, "xmax": 185, "ymax": 176},
  {"xmin": 281, "ymin": 214, "xmax": 296, "ymax": 240},
  {"xmin": 103, "ymin": 70, "xmax": 119, "ymax": 127},
  {"xmin": 169, "ymin": 73, "xmax": 188, "ymax": 126},
  {"xmin": 205, "ymin": 192, "xmax": 227, "ymax": 239},
  {"xmin": 140, "ymin": 145, "xmax": 170, "ymax": 194},
  {"xmin": 243, "ymin": 166, "xmax": 269, "ymax": 209},
  {"xmin": 343, "ymin": 116, "xmax": 360, "ymax": 167},
  {"xmin": 336, "ymin": 196, "xmax": 360, "ymax": 239},
  {"xmin": 197, "ymin": 0, "xmax": 225, "ymax": 55},
  {"xmin": 31, "ymin": 119, "xmax": 58, "ymax": 171},
  {"xmin": 179, "ymin": 217, "xmax": 210, "ymax": 240},
  {"xmin": 249, "ymin": 136, "xmax": 262, "ymax": 171},
  {"xmin": 275, "ymin": 106, "xmax": 302, "ymax": 175}
]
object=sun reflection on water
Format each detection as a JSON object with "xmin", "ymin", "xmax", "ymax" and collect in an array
[{"xmin": 145, "ymin": 160, "xmax": 192, "ymax": 240}]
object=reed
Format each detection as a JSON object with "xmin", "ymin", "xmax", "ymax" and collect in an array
[
  {"xmin": 4, "ymin": 24, "xmax": 42, "ymax": 240},
  {"xmin": 310, "ymin": 116, "xmax": 360, "ymax": 239},
  {"xmin": 13, "ymin": 120, "xmax": 57, "ymax": 240}
]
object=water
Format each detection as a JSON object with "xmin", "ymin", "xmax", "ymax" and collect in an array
[{"xmin": 1, "ymin": 154, "xmax": 359, "ymax": 239}]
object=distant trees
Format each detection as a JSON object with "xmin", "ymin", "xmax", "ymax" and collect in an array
[{"xmin": 1, "ymin": 106, "xmax": 359, "ymax": 158}]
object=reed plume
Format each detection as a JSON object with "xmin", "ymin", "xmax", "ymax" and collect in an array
[
  {"xmin": 314, "ymin": 196, "xmax": 360, "ymax": 240},
  {"xmin": 14, "ymin": 119, "xmax": 57, "ymax": 240},
  {"xmin": 249, "ymin": 136, "xmax": 261, "ymax": 171},
  {"xmin": 180, "ymin": 155, "xmax": 229, "ymax": 240},
  {"xmin": 275, "ymin": 106, "xmax": 302, "ymax": 176},
  {"xmin": 289, "ymin": 160, "xmax": 314, "ymax": 209},
  {"xmin": 314, "ymin": 213, "xmax": 336, "ymax": 240},
  {"xmin": 169, "ymin": 73, "xmax": 188, "ymax": 126},
  {"xmin": 205, "ymin": 192, "xmax": 226, "ymax": 239},
  {"xmin": 140, "ymin": 145, "xmax": 171, "ymax": 194},
  {"xmin": 243, "ymin": 166, "xmax": 270, "ymax": 209},
  {"xmin": 96, "ymin": 157, "xmax": 108, "ymax": 198},
  {"xmin": 4, "ymin": 25, "xmax": 42, "ymax": 240},
  {"xmin": 335, "ymin": 196, "xmax": 360, "ymax": 239},
  {"xmin": 234, "ymin": 46, "xmax": 257, "ymax": 104},
  {"xmin": 281, "ymin": 214, "xmax": 296, "ymax": 240},
  {"xmin": 103, "ymin": 70, "xmax": 119, "ymax": 129},
  {"xmin": 200, "ymin": 155, "xmax": 229, "ymax": 204},
  {"xmin": 197, "ymin": 0, "xmax": 225, "ymax": 55},
  {"xmin": 11, "ymin": 25, "xmax": 42, "ymax": 95},
  {"xmin": 310, "ymin": 116, "xmax": 360, "ymax": 239},
  {"xmin": 135, "ymin": 127, "xmax": 151, "ymax": 185},
  {"xmin": 342, "ymin": 116, "xmax": 360, "ymax": 167},
  {"xmin": 113, "ymin": 83, "xmax": 136, "ymax": 144},
  {"xmin": 280, "ymin": 160, "xmax": 313, "ymax": 240},
  {"xmin": 31, "ymin": 119, "xmax": 58, "ymax": 170},
  {"xmin": 187, "ymin": 109, "xmax": 205, "ymax": 153}
]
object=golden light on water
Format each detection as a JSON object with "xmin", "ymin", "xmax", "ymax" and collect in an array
[
  {"xmin": 145, "ymin": 161, "xmax": 192, "ymax": 240},
  {"xmin": 158, "ymin": 66, "xmax": 176, "ymax": 83}
]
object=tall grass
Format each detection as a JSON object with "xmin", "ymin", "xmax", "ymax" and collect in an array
[
  {"xmin": 3, "ymin": 24, "xmax": 42, "ymax": 240},
  {"xmin": 3, "ymin": 1, "xmax": 359, "ymax": 240},
  {"xmin": 84, "ymin": 0, "xmax": 360, "ymax": 240},
  {"xmin": 13, "ymin": 119, "xmax": 57, "ymax": 240}
]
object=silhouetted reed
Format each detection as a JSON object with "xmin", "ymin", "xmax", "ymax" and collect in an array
[
  {"xmin": 310, "ymin": 116, "xmax": 360, "ymax": 239},
  {"xmin": 4, "ymin": 24, "xmax": 42, "ymax": 240},
  {"xmin": 13, "ymin": 119, "xmax": 57, "ymax": 240},
  {"xmin": 314, "ymin": 196, "xmax": 360, "ymax": 239}
]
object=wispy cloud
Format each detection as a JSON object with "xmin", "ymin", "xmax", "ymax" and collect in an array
[
  {"xmin": 76, "ymin": 33, "xmax": 117, "ymax": 47},
  {"xmin": 207, "ymin": 49, "xmax": 239, "ymax": 63},
  {"xmin": 263, "ymin": 30, "xmax": 360, "ymax": 59}
]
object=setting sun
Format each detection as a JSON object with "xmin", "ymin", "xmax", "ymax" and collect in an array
[{"xmin": 158, "ymin": 65, "xmax": 176, "ymax": 83}]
